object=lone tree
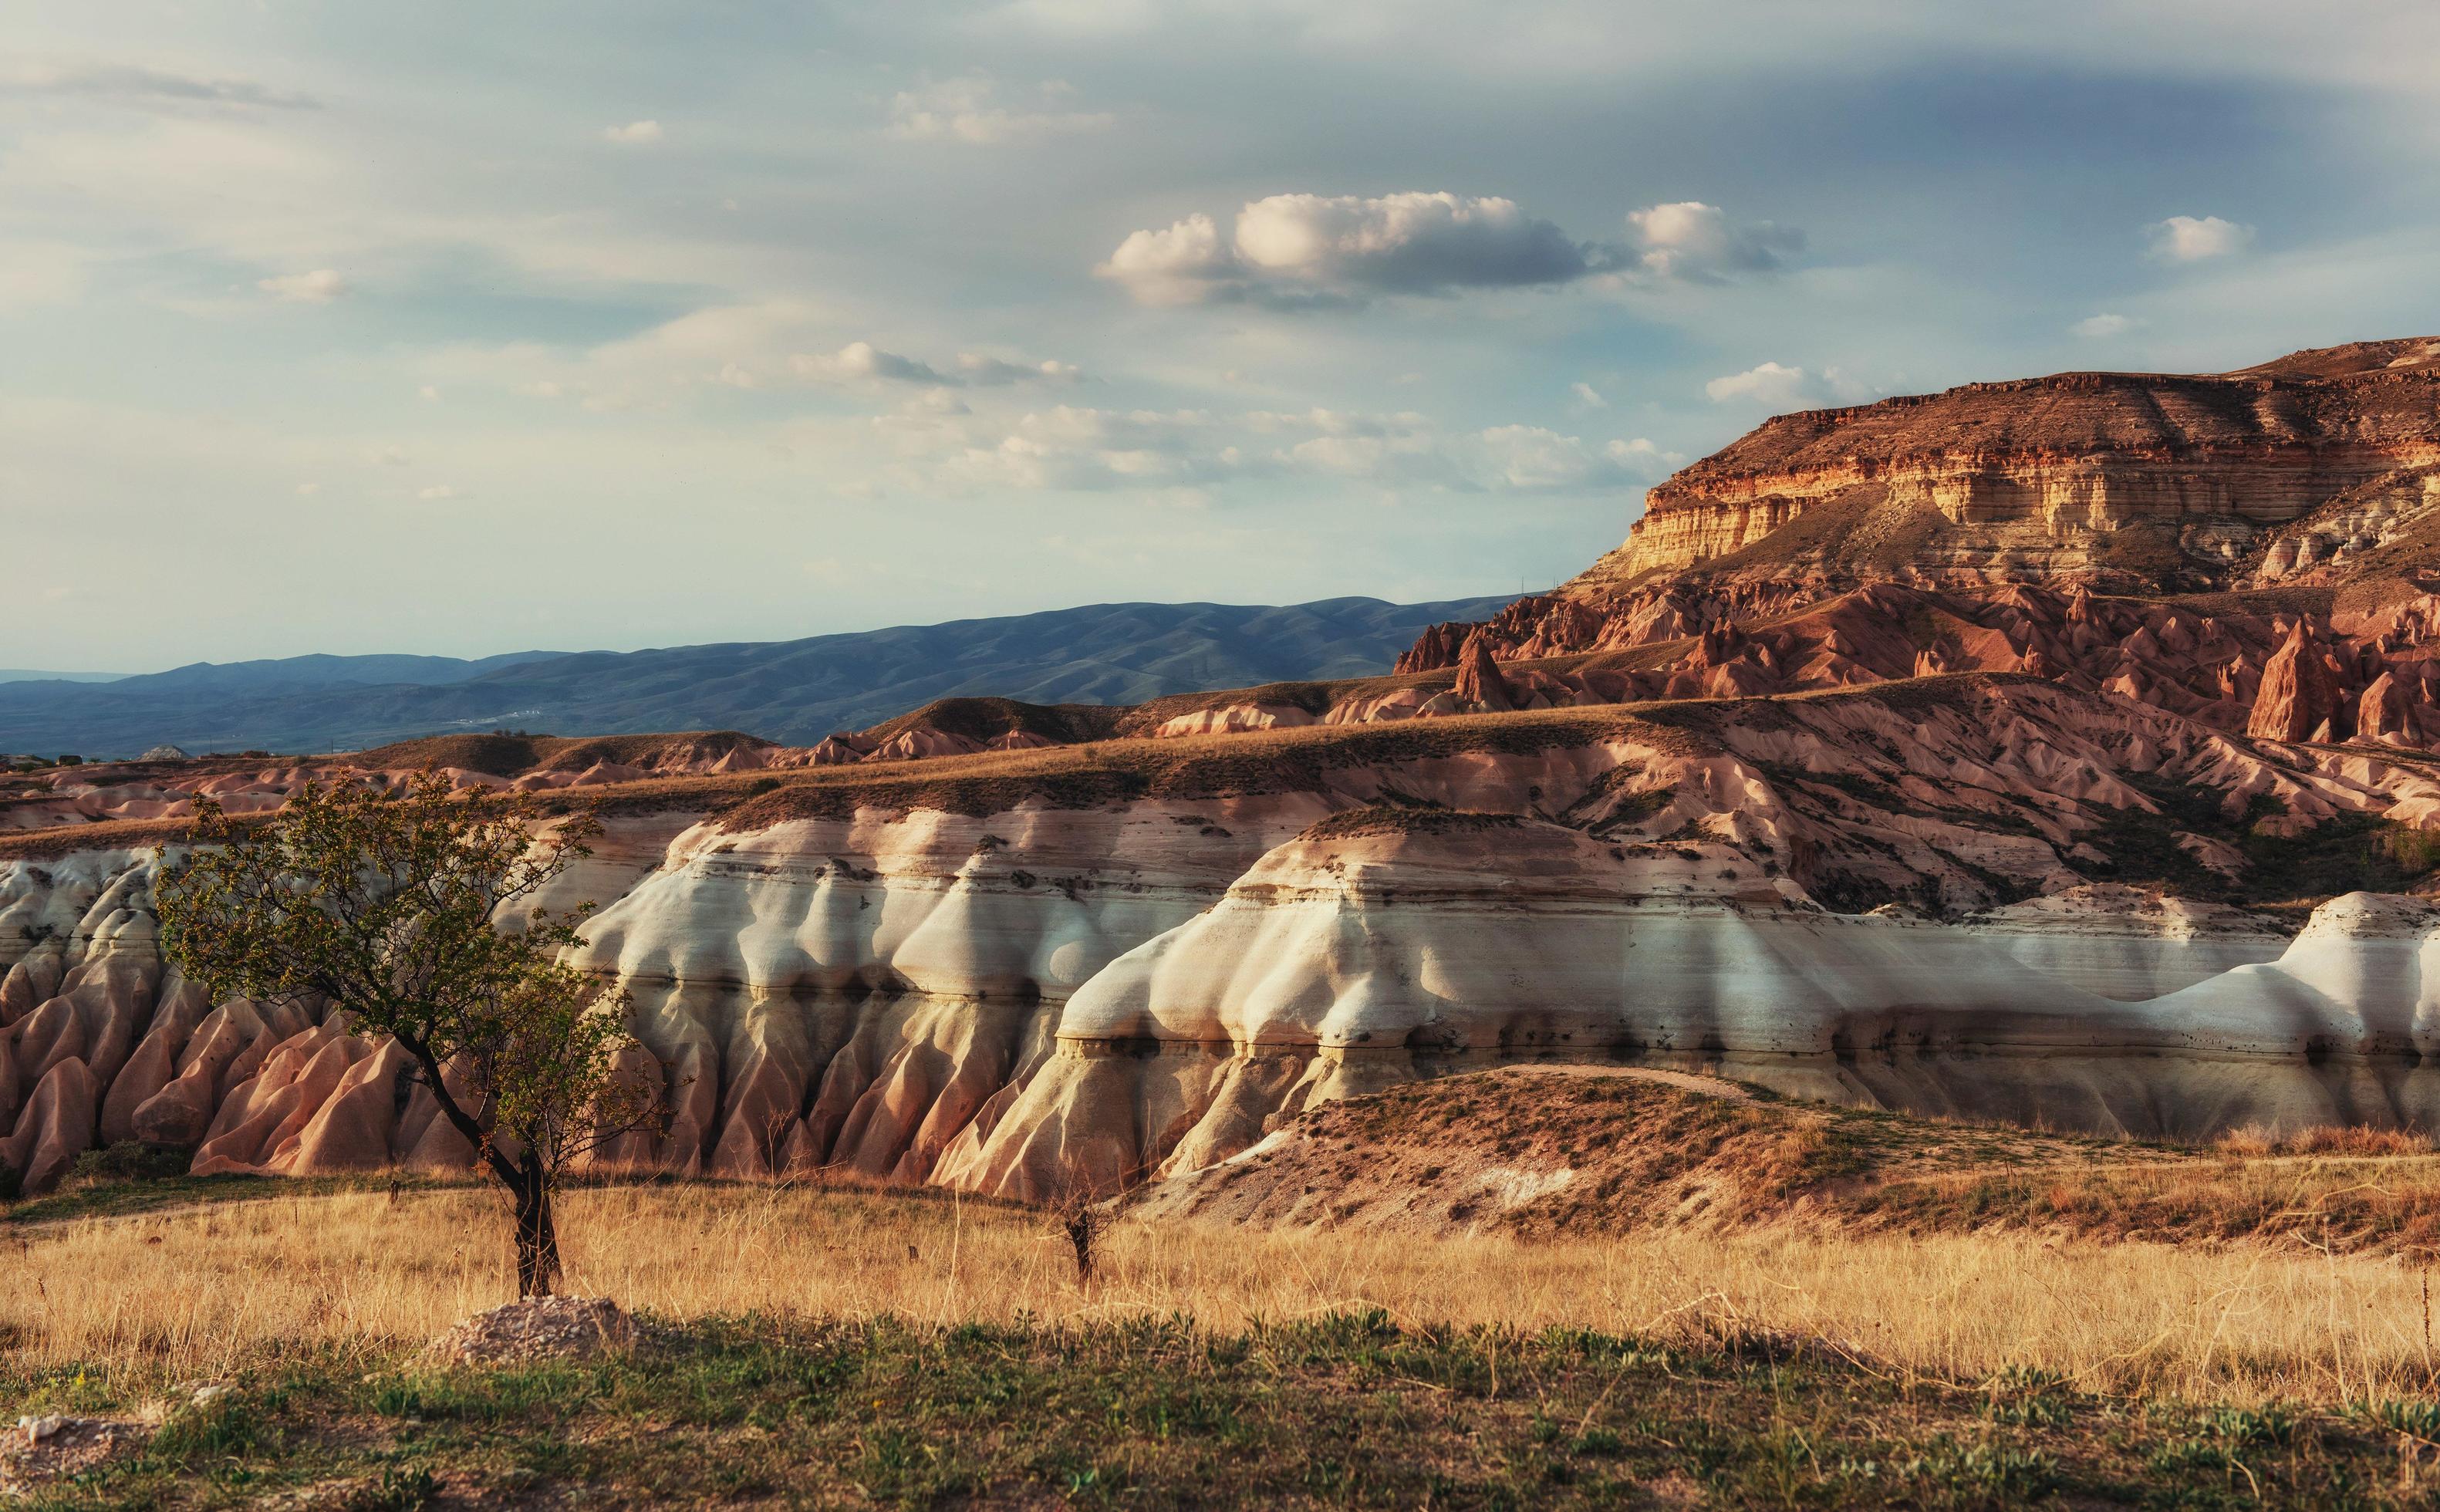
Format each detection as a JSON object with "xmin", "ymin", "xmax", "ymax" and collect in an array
[{"xmin": 156, "ymin": 771, "xmax": 658, "ymax": 1298}]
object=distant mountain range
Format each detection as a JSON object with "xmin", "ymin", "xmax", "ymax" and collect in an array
[
  {"xmin": 0, "ymin": 669, "xmax": 128, "ymax": 685},
  {"xmin": 0, "ymin": 596, "xmax": 1514, "ymax": 758}
]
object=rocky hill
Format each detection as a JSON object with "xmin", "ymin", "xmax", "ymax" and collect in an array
[
  {"xmin": 15, "ymin": 670, "xmax": 2440, "ymax": 1198},
  {"xmin": 1399, "ymin": 339, "xmax": 2440, "ymax": 747},
  {"xmin": 14, "ymin": 336, "xmax": 2440, "ymax": 1207},
  {"xmin": 1586, "ymin": 335, "xmax": 2440, "ymax": 596}
]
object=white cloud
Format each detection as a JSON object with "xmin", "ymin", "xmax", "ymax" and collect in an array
[
  {"xmin": 257, "ymin": 268, "xmax": 347, "ymax": 302},
  {"xmin": 2148, "ymin": 214, "xmax": 2253, "ymax": 262},
  {"xmin": 794, "ymin": 340, "xmax": 947, "ymax": 384},
  {"xmin": 1099, "ymin": 212, "xmax": 1236, "ymax": 305},
  {"xmin": 957, "ymin": 352, "xmax": 1083, "ymax": 385},
  {"xmin": 1706, "ymin": 361, "xmax": 1817, "ymax": 408},
  {"xmin": 426, "ymin": 304, "xmax": 1086, "ymax": 408},
  {"xmin": 1471, "ymin": 425, "xmax": 1621, "ymax": 488},
  {"xmin": 1570, "ymin": 381, "xmax": 1608, "ymax": 410},
  {"xmin": 592, "ymin": 301, "xmax": 829, "ymax": 389},
  {"xmin": 602, "ymin": 120, "xmax": 663, "ymax": 144},
  {"xmin": 886, "ymin": 77, "xmax": 1113, "ymax": 144},
  {"xmin": 903, "ymin": 387, "xmax": 970, "ymax": 417},
  {"xmin": 1101, "ymin": 191, "xmax": 1803, "ymax": 305},
  {"xmin": 370, "ymin": 447, "xmax": 410, "ymax": 467},
  {"xmin": 417, "ymin": 483, "xmax": 462, "ymax": 500},
  {"xmin": 1605, "ymin": 437, "xmax": 1678, "ymax": 474},
  {"xmin": 797, "ymin": 341, "xmax": 1082, "ymax": 387},
  {"xmin": 2071, "ymin": 312, "xmax": 2136, "ymax": 338},
  {"xmin": 912, "ymin": 403, "xmax": 1662, "ymax": 494},
  {"xmin": 1100, "ymin": 191, "xmax": 1595, "ymax": 305},
  {"xmin": 2, "ymin": 62, "xmax": 316, "ymax": 110},
  {"xmin": 294, "ymin": 481, "xmax": 321, "ymax": 497},
  {"xmin": 1625, "ymin": 201, "xmax": 1804, "ymax": 282},
  {"xmin": 418, "ymin": 385, "xmax": 441, "ymax": 400}
]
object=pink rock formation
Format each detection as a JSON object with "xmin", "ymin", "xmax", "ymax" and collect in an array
[
  {"xmin": 1451, "ymin": 630, "xmax": 1514, "ymax": 711},
  {"xmin": 2249, "ymin": 624, "xmax": 2343, "ymax": 743},
  {"xmin": 4, "ymin": 1058, "xmax": 98, "ymax": 1195},
  {"xmin": 2359, "ymin": 671, "xmax": 2423, "ymax": 745}
]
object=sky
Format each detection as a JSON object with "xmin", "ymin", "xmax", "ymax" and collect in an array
[{"xmin": 5, "ymin": 2, "xmax": 2440, "ymax": 671}]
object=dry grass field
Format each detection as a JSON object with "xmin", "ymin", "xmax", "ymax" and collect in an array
[
  {"xmin": 22, "ymin": 1081, "xmax": 2440, "ymax": 1506},
  {"xmin": 19, "ymin": 1133, "xmax": 2440, "ymax": 1505},
  {"xmin": 15, "ymin": 1163, "xmax": 2440, "ymax": 1408}
]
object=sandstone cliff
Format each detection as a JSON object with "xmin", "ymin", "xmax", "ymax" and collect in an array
[
  {"xmin": 1591, "ymin": 336, "xmax": 2440, "ymax": 596},
  {"xmin": 1396, "ymin": 340, "xmax": 2440, "ymax": 758}
]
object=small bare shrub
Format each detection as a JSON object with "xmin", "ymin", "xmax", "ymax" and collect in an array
[{"xmin": 1053, "ymin": 1192, "xmax": 1107, "ymax": 1288}]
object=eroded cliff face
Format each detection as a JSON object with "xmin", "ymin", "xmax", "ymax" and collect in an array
[
  {"xmin": 18, "ymin": 336, "xmax": 2440, "ymax": 1203},
  {"xmin": 1591, "ymin": 338, "xmax": 2440, "ymax": 592},
  {"xmin": 13, "ymin": 678, "xmax": 2440, "ymax": 1198}
]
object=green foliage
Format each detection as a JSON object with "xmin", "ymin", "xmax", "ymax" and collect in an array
[
  {"xmin": 2200, "ymin": 1402, "xmax": 2300, "ymax": 1447},
  {"xmin": 363, "ymin": 1462, "xmax": 441, "ymax": 1510},
  {"xmin": 15, "ymin": 1308, "xmax": 2407, "ymax": 1510},
  {"xmin": 2084, "ymin": 775, "xmax": 2440, "ymax": 904},
  {"xmin": 67, "ymin": 1141, "xmax": 192, "ymax": 1186},
  {"xmin": 150, "ymin": 1392, "xmax": 274, "ymax": 1464},
  {"xmin": 2354, "ymin": 1397, "xmax": 2440, "ymax": 1439},
  {"xmin": 152, "ymin": 772, "xmax": 650, "ymax": 1186},
  {"xmin": 153, "ymin": 771, "xmax": 659, "ymax": 1294}
]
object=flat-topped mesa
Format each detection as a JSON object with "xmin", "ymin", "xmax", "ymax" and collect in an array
[{"xmin": 1592, "ymin": 337, "xmax": 2440, "ymax": 596}]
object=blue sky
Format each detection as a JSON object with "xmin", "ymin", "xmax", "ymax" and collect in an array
[{"xmin": 6, "ymin": 1, "xmax": 2438, "ymax": 670}]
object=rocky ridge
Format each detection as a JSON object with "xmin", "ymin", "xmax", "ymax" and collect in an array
[
  {"xmin": 12, "ymin": 336, "xmax": 2440, "ymax": 1207},
  {"xmin": 1591, "ymin": 336, "xmax": 2440, "ymax": 592},
  {"xmin": 12, "ymin": 673, "xmax": 2440, "ymax": 1200}
]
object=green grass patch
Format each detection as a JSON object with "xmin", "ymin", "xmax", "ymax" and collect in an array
[{"xmin": 8, "ymin": 1311, "xmax": 2428, "ymax": 1509}]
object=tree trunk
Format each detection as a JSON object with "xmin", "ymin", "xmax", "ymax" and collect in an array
[{"xmin": 511, "ymin": 1169, "xmax": 562, "ymax": 1299}]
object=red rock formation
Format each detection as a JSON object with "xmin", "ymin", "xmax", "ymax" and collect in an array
[
  {"xmin": 2357, "ymin": 670, "xmax": 2422, "ymax": 745},
  {"xmin": 1451, "ymin": 630, "xmax": 1514, "ymax": 711},
  {"xmin": 2249, "ymin": 625, "xmax": 2343, "ymax": 743},
  {"xmin": 1394, "ymin": 621, "xmax": 1473, "ymax": 677},
  {"xmin": 866, "ymin": 726, "xmax": 986, "ymax": 762},
  {"xmin": 1601, "ymin": 338, "xmax": 2440, "ymax": 586},
  {"xmin": 1392, "ymin": 339, "xmax": 2440, "ymax": 755},
  {"xmin": 4, "ymin": 1058, "xmax": 98, "ymax": 1195}
]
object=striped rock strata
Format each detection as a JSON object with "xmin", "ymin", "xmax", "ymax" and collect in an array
[{"xmin": 10, "ymin": 677, "xmax": 2440, "ymax": 1197}]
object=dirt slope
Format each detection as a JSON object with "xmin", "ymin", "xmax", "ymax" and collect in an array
[{"xmin": 1131, "ymin": 1065, "xmax": 2440, "ymax": 1256}]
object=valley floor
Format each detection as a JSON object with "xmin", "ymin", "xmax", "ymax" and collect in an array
[{"xmin": 18, "ymin": 1082, "xmax": 2440, "ymax": 1507}]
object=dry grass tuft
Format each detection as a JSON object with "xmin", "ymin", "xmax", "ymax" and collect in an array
[{"xmin": 2217, "ymin": 1124, "xmax": 2436, "ymax": 1159}]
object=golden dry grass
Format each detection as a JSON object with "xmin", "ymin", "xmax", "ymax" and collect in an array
[
  {"xmin": 15, "ymin": 1178, "xmax": 2440, "ymax": 1409},
  {"xmin": 2216, "ymin": 1123, "xmax": 2437, "ymax": 1159}
]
